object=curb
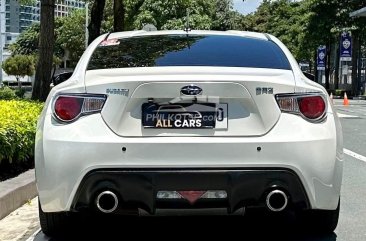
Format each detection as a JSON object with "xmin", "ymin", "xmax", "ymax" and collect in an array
[{"xmin": 0, "ymin": 169, "xmax": 37, "ymax": 220}]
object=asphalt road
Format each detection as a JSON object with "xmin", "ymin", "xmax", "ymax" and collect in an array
[{"xmin": 24, "ymin": 99, "xmax": 366, "ymax": 241}]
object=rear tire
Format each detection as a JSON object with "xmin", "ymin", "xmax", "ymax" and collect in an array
[
  {"xmin": 38, "ymin": 201, "xmax": 70, "ymax": 237},
  {"xmin": 298, "ymin": 199, "xmax": 340, "ymax": 234}
]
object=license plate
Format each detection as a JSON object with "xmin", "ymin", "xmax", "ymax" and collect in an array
[{"xmin": 142, "ymin": 102, "xmax": 217, "ymax": 129}]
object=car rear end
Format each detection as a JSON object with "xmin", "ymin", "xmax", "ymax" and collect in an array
[{"xmin": 36, "ymin": 30, "xmax": 343, "ymax": 235}]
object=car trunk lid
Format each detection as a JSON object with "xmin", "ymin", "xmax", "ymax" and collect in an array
[{"xmin": 85, "ymin": 67, "xmax": 295, "ymax": 137}]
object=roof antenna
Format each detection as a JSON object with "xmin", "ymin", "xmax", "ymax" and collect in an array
[{"xmin": 184, "ymin": 8, "xmax": 191, "ymax": 33}]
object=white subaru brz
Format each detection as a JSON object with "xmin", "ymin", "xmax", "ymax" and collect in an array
[{"xmin": 35, "ymin": 30, "xmax": 343, "ymax": 235}]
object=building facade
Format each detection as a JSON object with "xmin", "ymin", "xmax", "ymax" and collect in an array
[{"xmin": 55, "ymin": 0, "xmax": 85, "ymax": 18}]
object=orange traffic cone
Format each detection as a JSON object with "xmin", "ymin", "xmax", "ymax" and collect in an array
[{"xmin": 343, "ymin": 92, "xmax": 349, "ymax": 106}]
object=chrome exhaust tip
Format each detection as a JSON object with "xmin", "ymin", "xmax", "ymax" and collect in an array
[
  {"xmin": 96, "ymin": 191, "xmax": 118, "ymax": 213},
  {"xmin": 266, "ymin": 190, "xmax": 288, "ymax": 212}
]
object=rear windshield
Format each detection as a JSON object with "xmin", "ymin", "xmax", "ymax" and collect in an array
[{"xmin": 87, "ymin": 35, "xmax": 291, "ymax": 70}]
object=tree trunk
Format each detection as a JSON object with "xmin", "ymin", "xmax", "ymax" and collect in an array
[
  {"xmin": 16, "ymin": 77, "xmax": 21, "ymax": 89},
  {"xmin": 334, "ymin": 38, "xmax": 340, "ymax": 90},
  {"xmin": 325, "ymin": 41, "xmax": 331, "ymax": 90},
  {"xmin": 309, "ymin": 59, "xmax": 312, "ymax": 74},
  {"xmin": 32, "ymin": 0, "xmax": 55, "ymax": 101},
  {"xmin": 114, "ymin": 0, "xmax": 125, "ymax": 32},
  {"xmin": 52, "ymin": 64, "xmax": 57, "ymax": 79},
  {"xmin": 357, "ymin": 45, "xmax": 362, "ymax": 95},
  {"xmin": 125, "ymin": 0, "xmax": 144, "ymax": 30},
  {"xmin": 314, "ymin": 50, "xmax": 318, "ymax": 83},
  {"xmin": 351, "ymin": 32, "xmax": 360, "ymax": 96},
  {"xmin": 88, "ymin": 0, "xmax": 106, "ymax": 44}
]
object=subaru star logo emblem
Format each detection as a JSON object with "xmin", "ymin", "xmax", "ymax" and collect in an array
[{"xmin": 181, "ymin": 85, "xmax": 202, "ymax": 96}]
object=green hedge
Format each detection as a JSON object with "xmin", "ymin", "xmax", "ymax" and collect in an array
[
  {"xmin": 0, "ymin": 86, "xmax": 17, "ymax": 100},
  {"xmin": 0, "ymin": 86, "xmax": 28, "ymax": 99},
  {"xmin": 0, "ymin": 100, "xmax": 44, "ymax": 164}
]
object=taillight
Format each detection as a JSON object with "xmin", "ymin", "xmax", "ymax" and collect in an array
[
  {"xmin": 298, "ymin": 96, "xmax": 326, "ymax": 119},
  {"xmin": 53, "ymin": 94, "xmax": 106, "ymax": 122},
  {"xmin": 276, "ymin": 93, "xmax": 327, "ymax": 122},
  {"xmin": 54, "ymin": 96, "xmax": 83, "ymax": 121}
]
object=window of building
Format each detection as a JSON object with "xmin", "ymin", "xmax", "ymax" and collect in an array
[{"xmin": 7, "ymin": 36, "xmax": 12, "ymax": 41}]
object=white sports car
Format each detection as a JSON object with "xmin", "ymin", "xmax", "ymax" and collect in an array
[{"xmin": 35, "ymin": 30, "xmax": 343, "ymax": 235}]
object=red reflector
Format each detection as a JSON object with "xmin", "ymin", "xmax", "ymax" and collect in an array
[
  {"xmin": 178, "ymin": 191, "xmax": 206, "ymax": 204},
  {"xmin": 298, "ymin": 96, "xmax": 325, "ymax": 119},
  {"xmin": 54, "ymin": 96, "xmax": 83, "ymax": 121}
]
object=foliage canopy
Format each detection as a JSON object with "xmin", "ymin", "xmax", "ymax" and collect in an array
[{"xmin": 1, "ymin": 55, "xmax": 35, "ymax": 87}]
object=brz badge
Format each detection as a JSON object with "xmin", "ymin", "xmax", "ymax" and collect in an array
[
  {"xmin": 181, "ymin": 85, "xmax": 202, "ymax": 96},
  {"xmin": 256, "ymin": 87, "xmax": 274, "ymax": 95}
]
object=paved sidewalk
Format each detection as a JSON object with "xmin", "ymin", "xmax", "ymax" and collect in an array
[
  {"xmin": 0, "ymin": 197, "xmax": 39, "ymax": 241},
  {"xmin": 0, "ymin": 169, "xmax": 37, "ymax": 220}
]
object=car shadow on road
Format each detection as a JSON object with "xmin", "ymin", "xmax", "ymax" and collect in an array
[{"xmin": 34, "ymin": 211, "xmax": 337, "ymax": 241}]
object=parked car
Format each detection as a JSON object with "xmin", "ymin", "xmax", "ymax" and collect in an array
[
  {"xmin": 36, "ymin": 30, "xmax": 343, "ymax": 236},
  {"xmin": 51, "ymin": 72, "xmax": 73, "ymax": 87},
  {"xmin": 303, "ymin": 71, "xmax": 315, "ymax": 81}
]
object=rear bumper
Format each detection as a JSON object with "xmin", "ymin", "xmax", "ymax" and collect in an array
[
  {"xmin": 36, "ymin": 112, "xmax": 343, "ymax": 212},
  {"xmin": 72, "ymin": 168, "xmax": 310, "ymax": 214}
]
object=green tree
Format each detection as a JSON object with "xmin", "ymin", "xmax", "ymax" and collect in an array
[
  {"xmin": 57, "ymin": 10, "xmax": 87, "ymax": 66},
  {"xmin": 241, "ymin": 0, "xmax": 309, "ymax": 60},
  {"xmin": 129, "ymin": 0, "xmax": 216, "ymax": 30},
  {"xmin": 239, "ymin": 0, "xmax": 366, "ymax": 94},
  {"xmin": 11, "ymin": 10, "xmax": 85, "ymax": 68},
  {"xmin": 1, "ymin": 55, "xmax": 35, "ymax": 89},
  {"xmin": 211, "ymin": 0, "xmax": 235, "ymax": 30},
  {"xmin": 240, "ymin": 0, "xmax": 271, "ymax": 33},
  {"xmin": 9, "ymin": 23, "xmax": 40, "ymax": 56},
  {"xmin": 88, "ymin": 0, "xmax": 106, "ymax": 44},
  {"xmin": 14, "ymin": 0, "xmax": 233, "ymax": 56},
  {"xmin": 88, "ymin": 0, "xmax": 126, "ymax": 43},
  {"xmin": 303, "ymin": 0, "xmax": 340, "ymax": 89},
  {"xmin": 304, "ymin": 0, "xmax": 366, "ymax": 93},
  {"xmin": 12, "ymin": 0, "xmax": 243, "ymax": 73},
  {"xmin": 114, "ymin": 0, "xmax": 125, "ymax": 31},
  {"xmin": 10, "ymin": 19, "xmax": 64, "ymax": 57}
]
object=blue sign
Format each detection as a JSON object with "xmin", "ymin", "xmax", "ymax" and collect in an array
[
  {"xmin": 317, "ymin": 46, "xmax": 326, "ymax": 71},
  {"xmin": 340, "ymin": 32, "xmax": 352, "ymax": 61}
]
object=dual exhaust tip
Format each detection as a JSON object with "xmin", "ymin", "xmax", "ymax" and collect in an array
[
  {"xmin": 95, "ymin": 189, "xmax": 288, "ymax": 213},
  {"xmin": 96, "ymin": 190, "xmax": 119, "ymax": 213},
  {"xmin": 266, "ymin": 189, "xmax": 288, "ymax": 212}
]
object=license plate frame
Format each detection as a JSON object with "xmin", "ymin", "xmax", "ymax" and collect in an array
[{"xmin": 142, "ymin": 102, "xmax": 218, "ymax": 129}]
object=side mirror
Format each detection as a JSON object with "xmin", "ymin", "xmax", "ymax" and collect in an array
[{"xmin": 302, "ymin": 72, "xmax": 315, "ymax": 81}]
